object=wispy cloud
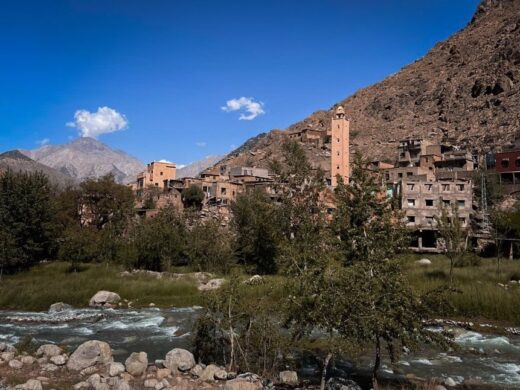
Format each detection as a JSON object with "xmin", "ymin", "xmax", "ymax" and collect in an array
[
  {"xmin": 36, "ymin": 138, "xmax": 50, "ymax": 146},
  {"xmin": 196, "ymin": 141, "xmax": 207, "ymax": 147},
  {"xmin": 66, "ymin": 106, "xmax": 128, "ymax": 138},
  {"xmin": 221, "ymin": 97, "xmax": 265, "ymax": 120}
]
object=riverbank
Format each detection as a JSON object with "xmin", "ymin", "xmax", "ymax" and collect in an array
[{"xmin": 1, "ymin": 257, "xmax": 519, "ymax": 326}]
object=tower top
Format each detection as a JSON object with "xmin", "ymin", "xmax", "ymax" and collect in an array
[{"xmin": 334, "ymin": 105, "xmax": 345, "ymax": 119}]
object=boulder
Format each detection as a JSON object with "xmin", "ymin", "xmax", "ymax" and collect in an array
[
  {"xmin": 325, "ymin": 378, "xmax": 362, "ymax": 390},
  {"xmin": 73, "ymin": 382, "xmax": 90, "ymax": 390},
  {"xmin": 66, "ymin": 340, "xmax": 112, "ymax": 371},
  {"xmin": 8, "ymin": 359, "xmax": 23, "ymax": 369},
  {"xmin": 157, "ymin": 367, "xmax": 172, "ymax": 380},
  {"xmin": 279, "ymin": 370, "xmax": 298, "ymax": 386},
  {"xmin": 89, "ymin": 290, "xmax": 121, "ymax": 308},
  {"xmin": 201, "ymin": 364, "xmax": 227, "ymax": 381},
  {"xmin": 416, "ymin": 258, "xmax": 432, "ymax": 266},
  {"xmin": 50, "ymin": 354, "xmax": 68, "ymax": 366},
  {"xmin": 40, "ymin": 363, "xmax": 59, "ymax": 372},
  {"xmin": 125, "ymin": 351, "xmax": 148, "ymax": 376},
  {"xmin": 246, "ymin": 275, "xmax": 264, "ymax": 285},
  {"xmin": 198, "ymin": 278, "xmax": 225, "ymax": 291},
  {"xmin": 19, "ymin": 379, "xmax": 43, "ymax": 390},
  {"xmin": 36, "ymin": 344, "xmax": 62, "ymax": 358},
  {"xmin": 113, "ymin": 380, "xmax": 131, "ymax": 390},
  {"xmin": 190, "ymin": 364, "xmax": 204, "ymax": 378},
  {"xmin": 444, "ymin": 377, "xmax": 457, "ymax": 387},
  {"xmin": 21, "ymin": 356, "xmax": 36, "ymax": 365},
  {"xmin": 164, "ymin": 348, "xmax": 195, "ymax": 373},
  {"xmin": 224, "ymin": 379, "xmax": 263, "ymax": 390},
  {"xmin": 1, "ymin": 351, "xmax": 15, "ymax": 362},
  {"xmin": 144, "ymin": 379, "xmax": 158, "ymax": 388},
  {"xmin": 49, "ymin": 302, "xmax": 74, "ymax": 314},
  {"xmin": 108, "ymin": 362, "xmax": 125, "ymax": 377}
]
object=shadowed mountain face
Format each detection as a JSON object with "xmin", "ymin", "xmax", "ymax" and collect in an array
[
  {"xmin": 217, "ymin": 0, "xmax": 520, "ymax": 170},
  {"xmin": 0, "ymin": 150, "xmax": 75, "ymax": 187},
  {"xmin": 21, "ymin": 137, "xmax": 145, "ymax": 184}
]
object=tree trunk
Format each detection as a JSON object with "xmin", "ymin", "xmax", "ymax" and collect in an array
[
  {"xmin": 228, "ymin": 297, "xmax": 234, "ymax": 371},
  {"xmin": 372, "ymin": 337, "xmax": 381, "ymax": 390},
  {"xmin": 320, "ymin": 352, "xmax": 333, "ymax": 390},
  {"xmin": 509, "ymin": 242, "xmax": 514, "ymax": 261}
]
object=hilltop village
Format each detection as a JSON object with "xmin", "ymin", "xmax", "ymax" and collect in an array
[{"xmin": 128, "ymin": 105, "xmax": 519, "ymax": 255}]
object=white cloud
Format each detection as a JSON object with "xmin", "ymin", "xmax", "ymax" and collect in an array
[
  {"xmin": 36, "ymin": 138, "xmax": 50, "ymax": 146},
  {"xmin": 196, "ymin": 141, "xmax": 207, "ymax": 147},
  {"xmin": 66, "ymin": 106, "xmax": 128, "ymax": 138},
  {"xmin": 221, "ymin": 97, "xmax": 265, "ymax": 120}
]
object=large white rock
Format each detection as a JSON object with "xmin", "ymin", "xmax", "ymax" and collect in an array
[
  {"xmin": 108, "ymin": 362, "xmax": 125, "ymax": 377},
  {"xmin": 48, "ymin": 302, "xmax": 74, "ymax": 314},
  {"xmin": 89, "ymin": 290, "xmax": 121, "ymax": 308},
  {"xmin": 201, "ymin": 364, "xmax": 227, "ymax": 381},
  {"xmin": 36, "ymin": 344, "xmax": 62, "ymax": 358},
  {"xmin": 279, "ymin": 370, "xmax": 298, "ymax": 386},
  {"xmin": 416, "ymin": 258, "xmax": 432, "ymax": 266},
  {"xmin": 66, "ymin": 340, "xmax": 112, "ymax": 371},
  {"xmin": 8, "ymin": 359, "xmax": 23, "ymax": 369},
  {"xmin": 164, "ymin": 348, "xmax": 195, "ymax": 373},
  {"xmin": 125, "ymin": 351, "xmax": 148, "ymax": 376}
]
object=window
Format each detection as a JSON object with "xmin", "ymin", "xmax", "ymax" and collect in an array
[
  {"xmin": 516, "ymin": 158, "xmax": 520, "ymax": 167},
  {"xmin": 501, "ymin": 159, "xmax": 509, "ymax": 168},
  {"xmin": 337, "ymin": 165, "xmax": 340, "ymax": 170},
  {"xmin": 202, "ymin": 186, "xmax": 208, "ymax": 192},
  {"xmin": 426, "ymin": 216, "xmax": 434, "ymax": 225},
  {"xmin": 442, "ymin": 199, "xmax": 450, "ymax": 206},
  {"xmin": 337, "ymin": 151, "xmax": 340, "ymax": 156},
  {"xmin": 424, "ymin": 184, "xmax": 432, "ymax": 191},
  {"xmin": 426, "ymin": 199, "xmax": 434, "ymax": 207},
  {"xmin": 221, "ymin": 187, "xmax": 227, "ymax": 195},
  {"xmin": 407, "ymin": 216, "xmax": 415, "ymax": 223},
  {"xmin": 160, "ymin": 172, "xmax": 163, "ymax": 176},
  {"xmin": 407, "ymin": 183, "xmax": 415, "ymax": 191},
  {"xmin": 398, "ymin": 173, "xmax": 403, "ymax": 178},
  {"xmin": 442, "ymin": 184, "xmax": 450, "ymax": 191},
  {"xmin": 155, "ymin": 183, "xmax": 159, "ymax": 186},
  {"xmin": 457, "ymin": 200, "xmax": 465, "ymax": 208},
  {"xmin": 457, "ymin": 184, "xmax": 465, "ymax": 191},
  {"xmin": 459, "ymin": 217, "xmax": 466, "ymax": 226},
  {"xmin": 407, "ymin": 199, "xmax": 416, "ymax": 207},
  {"xmin": 407, "ymin": 172, "xmax": 413, "ymax": 177},
  {"xmin": 337, "ymin": 138, "xmax": 340, "ymax": 142}
]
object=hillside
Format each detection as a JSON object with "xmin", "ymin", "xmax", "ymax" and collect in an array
[
  {"xmin": 0, "ymin": 150, "xmax": 74, "ymax": 187},
  {"xmin": 22, "ymin": 137, "xmax": 145, "ymax": 184},
  {"xmin": 216, "ymin": 0, "xmax": 520, "ymax": 172}
]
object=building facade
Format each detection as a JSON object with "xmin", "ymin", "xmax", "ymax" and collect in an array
[
  {"xmin": 136, "ymin": 161, "xmax": 176, "ymax": 191},
  {"xmin": 331, "ymin": 106, "xmax": 350, "ymax": 187}
]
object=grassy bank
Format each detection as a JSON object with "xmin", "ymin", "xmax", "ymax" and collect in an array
[
  {"xmin": 0, "ymin": 262, "xmax": 203, "ymax": 311},
  {"xmin": 400, "ymin": 253, "xmax": 520, "ymax": 324}
]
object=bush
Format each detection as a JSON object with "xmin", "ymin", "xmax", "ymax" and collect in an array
[{"xmin": 182, "ymin": 185, "xmax": 205, "ymax": 209}]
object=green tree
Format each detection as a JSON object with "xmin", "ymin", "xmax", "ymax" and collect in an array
[
  {"xmin": 231, "ymin": 190, "xmax": 281, "ymax": 274},
  {"xmin": 182, "ymin": 185, "xmax": 205, "ymax": 209},
  {"xmin": 186, "ymin": 218, "xmax": 235, "ymax": 273},
  {"xmin": 0, "ymin": 170, "xmax": 57, "ymax": 272},
  {"xmin": 132, "ymin": 206, "xmax": 187, "ymax": 271}
]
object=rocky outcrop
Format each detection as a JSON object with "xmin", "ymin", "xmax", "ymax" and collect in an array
[
  {"xmin": 164, "ymin": 348, "xmax": 195, "ymax": 373},
  {"xmin": 66, "ymin": 340, "xmax": 113, "ymax": 371},
  {"xmin": 124, "ymin": 352, "xmax": 148, "ymax": 376},
  {"xmin": 89, "ymin": 291, "xmax": 121, "ymax": 308}
]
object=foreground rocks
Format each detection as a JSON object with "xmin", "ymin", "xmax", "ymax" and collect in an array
[{"xmin": 89, "ymin": 291, "xmax": 121, "ymax": 308}]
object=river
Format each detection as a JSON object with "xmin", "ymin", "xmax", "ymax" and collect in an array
[{"xmin": 0, "ymin": 308, "xmax": 519, "ymax": 387}]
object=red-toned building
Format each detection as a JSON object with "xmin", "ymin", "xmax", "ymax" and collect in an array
[{"xmin": 495, "ymin": 150, "xmax": 520, "ymax": 193}]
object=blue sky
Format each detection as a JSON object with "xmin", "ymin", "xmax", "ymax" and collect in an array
[{"xmin": 0, "ymin": 0, "xmax": 480, "ymax": 165}]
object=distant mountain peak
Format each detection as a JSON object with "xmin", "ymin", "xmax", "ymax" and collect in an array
[{"xmin": 0, "ymin": 150, "xmax": 33, "ymax": 161}]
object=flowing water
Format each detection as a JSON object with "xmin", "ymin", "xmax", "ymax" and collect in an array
[{"xmin": 1, "ymin": 308, "xmax": 519, "ymax": 387}]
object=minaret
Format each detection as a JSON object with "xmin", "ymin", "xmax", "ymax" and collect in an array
[{"xmin": 331, "ymin": 105, "xmax": 350, "ymax": 187}]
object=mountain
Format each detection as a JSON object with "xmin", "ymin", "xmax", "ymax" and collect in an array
[
  {"xmin": 177, "ymin": 155, "xmax": 224, "ymax": 178},
  {"xmin": 0, "ymin": 150, "xmax": 74, "ymax": 187},
  {"xmin": 216, "ymin": 0, "xmax": 520, "ymax": 172},
  {"xmin": 22, "ymin": 137, "xmax": 145, "ymax": 184}
]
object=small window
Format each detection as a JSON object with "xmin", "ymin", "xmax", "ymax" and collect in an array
[
  {"xmin": 442, "ymin": 199, "xmax": 450, "ymax": 206},
  {"xmin": 459, "ymin": 217, "xmax": 466, "ymax": 226},
  {"xmin": 457, "ymin": 200, "xmax": 465, "ymax": 208},
  {"xmin": 442, "ymin": 184, "xmax": 450, "ymax": 191},
  {"xmin": 337, "ymin": 165, "xmax": 340, "ymax": 170},
  {"xmin": 407, "ymin": 199, "xmax": 416, "ymax": 207},
  {"xmin": 501, "ymin": 159, "xmax": 509, "ymax": 168},
  {"xmin": 426, "ymin": 216, "xmax": 434, "ymax": 225},
  {"xmin": 337, "ymin": 138, "xmax": 340, "ymax": 142},
  {"xmin": 425, "ymin": 184, "xmax": 432, "ymax": 191},
  {"xmin": 398, "ymin": 173, "xmax": 403, "ymax": 178},
  {"xmin": 426, "ymin": 199, "xmax": 434, "ymax": 207},
  {"xmin": 160, "ymin": 172, "xmax": 163, "ymax": 176},
  {"xmin": 221, "ymin": 188, "xmax": 227, "ymax": 195},
  {"xmin": 407, "ymin": 216, "xmax": 415, "ymax": 223},
  {"xmin": 516, "ymin": 158, "xmax": 520, "ymax": 167},
  {"xmin": 202, "ymin": 186, "xmax": 208, "ymax": 192},
  {"xmin": 407, "ymin": 172, "xmax": 413, "ymax": 177},
  {"xmin": 407, "ymin": 183, "xmax": 415, "ymax": 191},
  {"xmin": 155, "ymin": 183, "xmax": 159, "ymax": 186},
  {"xmin": 457, "ymin": 184, "xmax": 465, "ymax": 191}
]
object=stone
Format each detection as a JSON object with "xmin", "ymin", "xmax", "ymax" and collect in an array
[
  {"xmin": 125, "ymin": 351, "xmax": 148, "ymax": 376},
  {"xmin": 0, "ymin": 342, "xmax": 7, "ymax": 352},
  {"xmin": 434, "ymin": 386, "xmax": 447, "ymax": 390},
  {"xmin": 1, "ymin": 351, "xmax": 15, "ymax": 361},
  {"xmin": 164, "ymin": 348, "xmax": 195, "ymax": 373},
  {"xmin": 87, "ymin": 374, "xmax": 101, "ymax": 387},
  {"xmin": 36, "ymin": 344, "xmax": 62, "ymax": 358},
  {"xmin": 108, "ymin": 362, "xmax": 126, "ymax": 377},
  {"xmin": 73, "ymin": 382, "xmax": 90, "ymax": 390},
  {"xmin": 50, "ymin": 354, "xmax": 67, "ymax": 366},
  {"xmin": 21, "ymin": 379, "xmax": 43, "ymax": 390},
  {"xmin": 201, "ymin": 364, "xmax": 227, "ymax": 381},
  {"xmin": 157, "ymin": 368, "xmax": 172, "ymax": 380},
  {"xmin": 8, "ymin": 359, "xmax": 23, "ymax": 369},
  {"xmin": 89, "ymin": 290, "xmax": 121, "ymax": 308},
  {"xmin": 224, "ymin": 379, "xmax": 263, "ymax": 390},
  {"xmin": 198, "ymin": 278, "xmax": 225, "ymax": 291},
  {"xmin": 190, "ymin": 364, "xmax": 204, "ymax": 378},
  {"xmin": 246, "ymin": 275, "xmax": 264, "ymax": 285},
  {"xmin": 48, "ymin": 302, "xmax": 74, "ymax": 314},
  {"xmin": 21, "ymin": 356, "xmax": 36, "ymax": 365},
  {"xmin": 444, "ymin": 377, "xmax": 457, "ymax": 387},
  {"xmin": 113, "ymin": 380, "xmax": 131, "ymax": 390},
  {"xmin": 40, "ymin": 363, "xmax": 59, "ymax": 372},
  {"xmin": 67, "ymin": 340, "xmax": 113, "ymax": 371},
  {"xmin": 416, "ymin": 258, "xmax": 432, "ymax": 266},
  {"xmin": 144, "ymin": 379, "xmax": 158, "ymax": 388},
  {"xmin": 279, "ymin": 370, "xmax": 298, "ymax": 386},
  {"xmin": 80, "ymin": 366, "xmax": 98, "ymax": 376},
  {"xmin": 325, "ymin": 378, "xmax": 362, "ymax": 390}
]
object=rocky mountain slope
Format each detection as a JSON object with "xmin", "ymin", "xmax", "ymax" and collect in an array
[
  {"xmin": 0, "ymin": 150, "xmax": 75, "ymax": 187},
  {"xmin": 22, "ymin": 138, "xmax": 145, "ymax": 184},
  {"xmin": 177, "ymin": 155, "xmax": 223, "ymax": 178},
  {"xmin": 217, "ymin": 0, "xmax": 520, "ymax": 172}
]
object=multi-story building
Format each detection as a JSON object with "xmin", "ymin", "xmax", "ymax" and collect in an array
[
  {"xmin": 136, "ymin": 160, "xmax": 176, "ymax": 191},
  {"xmin": 400, "ymin": 178, "xmax": 473, "ymax": 252}
]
